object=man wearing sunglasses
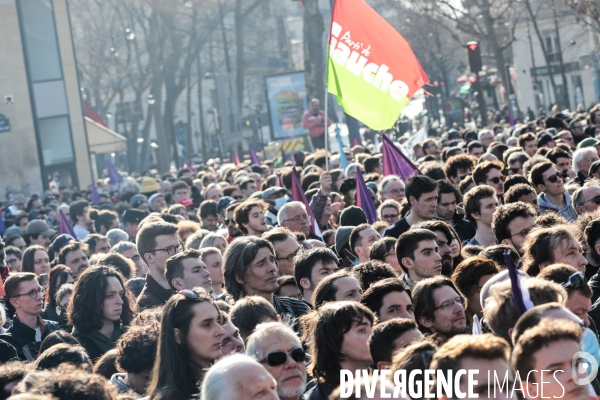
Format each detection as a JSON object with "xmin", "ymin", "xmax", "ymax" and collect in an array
[
  {"xmin": 538, "ymin": 265, "xmax": 593, "ymax": 327},
  {"xmin": 531, "ymin": 162, "xmax": 577, "ymax": 222},
  {"xmin": 473, "ymin": 160, "xmax": 505, "ymax": 201},
  {"xmin": 573, "ymin": 184, "xmax": 600, "ymax": 216},
  {"xmin": 246, "ymin": 322, "xmax": 307, "ymax": 400}
]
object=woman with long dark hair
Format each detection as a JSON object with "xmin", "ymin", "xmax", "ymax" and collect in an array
[
  {"xmin": 21, "ymin": 245, "xmax": 50, "ymax": 277},
  {"xmin": 302, "ymin": 301, "xmax": 375, "ymax": 400},
  {"xmin": 41, "ymin": 265, "xmax": 73, "ymax": 322},
  {"xmin": 146, "ymin": 288, "xmax": 225, "ymax": 400},
  {"xmin": 68, "ymin": 266, "xmax": 135, "ymax": 361}
]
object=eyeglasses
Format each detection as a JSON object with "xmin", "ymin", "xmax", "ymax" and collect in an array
[
  {"xmin": 509, "ymin": 168, "xmax": 522, "ymax": 174},
  {"xmin": 233, "ymin": 196, "xmax": 243, "ymax": 200},
  {"xmin": 224, "ymin": 219, "xmax": 234, "ymax": 225},
  {"xmin": 12, "ymin": 287, "xmax": 44, "ymax": 299},
  {"xmin": 545, "ymin": 171, "xmax": 564, "ymax": 183},
  {"xmin": 580, "ymin": 195, "xmax": 600, "ymax": 206},
  {"xmin": 434, "ymin": 296, "xmax": 465, "ymax": 311},
  {"xmin": 148, "ymin": 245, "xmax": 182, "ymax": 256},
  {"xmin": 259, "ymin": 348, "xmax": 305, "ymax": 366},
  {"xmin": 382, "ymin": 213, "xmax": 399, "ymax": 221},
  {"xmin": 563, "ymin": 272, "xmax": 586, "ymax": 289},
  {"xmin": 283, "ymin": 214, "xmax": 309, "ymax": 223},
  {"xmin": 384, "ymin": 250, "xmax": 396, "ymax": 258},
  {"xmin": 511, "ymin": 225, "xmax": 538, "ymax": 239},
  {"xmin": 277, "ymin": 247, "xmax": 303, "ymax": 263},
  {"xmin": 486, "ymin": 175, "xmax": 506, "ymax": 184},
  {"xmin": 385, "ymin": 188, "xmax": 404, "ymax": 195}
]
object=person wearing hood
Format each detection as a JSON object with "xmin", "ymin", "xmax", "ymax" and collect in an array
[
  {"xmin": 262, "ymin": 187, "xmax": 288, "ymax": 226},
  {"xmin": 531, "ymin": 161, "xmax": 577, "ymax": 222}
]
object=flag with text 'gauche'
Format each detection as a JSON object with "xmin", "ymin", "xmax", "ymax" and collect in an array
[{"xmin": 327, "ymin": 0, "xmax": 429, "ymax": 130}]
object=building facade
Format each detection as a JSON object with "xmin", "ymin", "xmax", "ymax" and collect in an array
[{"xmin": 0, "ymin": 0, "xmax": 92, "ymax": 198}]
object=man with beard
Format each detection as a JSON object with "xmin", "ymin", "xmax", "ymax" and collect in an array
[
  {"xmin": 246, "ymin": 322, "xmax": 307, "ymax": 400},
  {"xmin": 396, "ymin": 229, "xmax": 442, "ymax": 289},
  {"xmin": 412, "ymin": 220, "xmax": 454, "ymax": 277},
  {"xmin": 491, "ymin": 202, "xmax": 537, "ymax": 254},
  {"xmin": 435, "ymin": 180, "xmax": 475, "ymax": 243},
  {"xmin": 234, "ymin": 200, "xmax": 269, "ymax": 237},
  {"xmin": 412, "ymin": 276, "xmax": 468, "ymax": 345}
]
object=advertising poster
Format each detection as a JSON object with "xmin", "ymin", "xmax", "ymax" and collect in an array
[{"xmin": 265, "ymin": 72, "xmax": 308, "ymax": 139}]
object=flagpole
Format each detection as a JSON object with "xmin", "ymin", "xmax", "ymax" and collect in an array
[{"xmin": 323, "ymin": 0, "xmax": 336, "ymax": 172}]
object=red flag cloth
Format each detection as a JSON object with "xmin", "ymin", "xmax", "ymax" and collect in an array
[
  {"xmin": 232, "ymin": 150, "xmax": 240, "ymax": 166},
  {"xmin": 327, "ymin": 0, "xmax": 429, "ymax": 130}
]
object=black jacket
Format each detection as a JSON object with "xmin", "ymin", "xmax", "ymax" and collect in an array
[
  {"xmin": 136, "ymin": 274, "xmax": 174, "ymax": 310},
  {"xmin": 0, "ymin": 315, "xmax": 59, "ymax": 361},
  {"xmin": 305, "ymin": 381, "xmax": 336, "ymax": 400}
]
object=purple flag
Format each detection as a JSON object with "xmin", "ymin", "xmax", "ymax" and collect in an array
[
  {"xmin": 183, "ymin": 162, "xmax": 196, "ymax": 174},
  {"xmin": 504, "ymin": 250, "xmax": 533, "ymax": 318},
  {"xmin": 248, "ymin": 142, "xmax": 261, "ymax": 166},
  {"xmin": 381, "ymin": 134, "xmax": 422, "ymax": 181},
  {"xmin": 276, "ymin": 173, "xmax": 284, "ymax": 188},
  {"xmin": 291, "ymin": 169, "xmax": 321, "ymax": 238},
  {"xmin": 106, "ymin": 160, "xmax": 122, "ymax": 186},
  {"xmin": 90, "ymin": 184, "xmax": 101, "ymax": 204},
  {"xmin": 59, "ymin": 210, "xmax": 77, "ymax": 238},
  {"xmin": 355, "ymin": 169, "xmax": 377, "ymax": 224}
]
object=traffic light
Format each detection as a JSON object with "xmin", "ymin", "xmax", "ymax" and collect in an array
[{"xmin": 466, "ymin": 41, "xmax": 482, "ymax": 73}]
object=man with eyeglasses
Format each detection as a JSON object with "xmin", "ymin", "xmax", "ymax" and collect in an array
[
  {"xmin": 413, "ymin": 276, "xmax": 467, "ymax": 344},
  {"xmin": 278, "ymin": 202, "xmax": 310, "ymax": 238},
  {"xmin": 136, "ymin": 221, "xmax": 180, "ymax": 309},
  {"xmin": 378, "ymin": 175, "xmax": 406, "ymax": 203},
  {"xmin": 573, "ymin": 185, "xmax": 600, "ymax": 216},
  {"xmin": 531, "ymin": 161, "xmax": 577, "ymax": 222},
  {"xmin": 263, "ymin": 228, "xmax": 302, "ymax": 276},
  {"xmin": 246, "ymin": 322, "xmax": 307, "ymax": 400},
  {"xmin": 492, "ymin": 202, "xmax": 537, "ymax": 254},
  {"xmin": 0, "ymin": 273, "xmax": 59, "ymax": 361}
]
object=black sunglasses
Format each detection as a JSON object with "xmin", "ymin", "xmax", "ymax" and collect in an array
[
  {"xmin": 509, "ymin": 167, "xmax": 522, "ymax": 174},
  {"xmin": 260, "ymin": 348, "xmax": 305, "ymax": 366},
  {"xmin": 546, "ymin": 171, "xmax": 564, "ymax": 183},
  {"xmin": 487, "ymin": 176, "xmax": 506, "ymax": 184},
  {"xmin": 563, "ymin": 272, "xmax": 586, "ymax": 289},
  {"xmin": 581, "ymin": 195, "xmax": 600, "ymax": 206}
]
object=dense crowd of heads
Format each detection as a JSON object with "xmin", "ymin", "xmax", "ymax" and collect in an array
[{"xmin": 2, "ymin": 108, "xmax": 600, "ymax": 399}]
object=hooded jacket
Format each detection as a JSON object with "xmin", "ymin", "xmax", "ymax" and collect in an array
[{"xmin": 537, "ymin": 191, "xmax": 578, "ymax": 222}]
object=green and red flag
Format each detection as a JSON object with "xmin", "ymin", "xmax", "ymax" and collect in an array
[{"xmin": 327, "ymin": 0, "xmax": 429, "ymax": 130}]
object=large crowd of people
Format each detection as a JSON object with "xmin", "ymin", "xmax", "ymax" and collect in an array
[{"xmin": 1, "ymin": 107, "xmax": 600, "ymax": 399}]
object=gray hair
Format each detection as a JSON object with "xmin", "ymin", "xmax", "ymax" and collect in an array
[
  {"xmin": 110, "ymin": 240, "xmax": 136, "ymax": 254},
  {"xmin": 185, "ymin": 229, "xmax": 211, "ymax": 250},
  {"xmin": 119, "ymin": 178, "xmax": 140, "ymax": 196},
  {"xmin": 200, "ymin": 233, "xmax": 226, "ymax": 249},
  {"xmin": 573, "ymin": 147, "xmax": 598, "ymax": 173},
  {"xmin": 246, "ymin": 322, "xmax": 300, "ymax": 362},
  {"xmin": 478, "ymin": 129, "xmax": 493, "ymax": 141},
  {"xmin": 345, "ymin": 162, "xmax": 361, "ymax": 177},
  {"xmin": 106, "ymin": 229, "xmax": 129, "ymax": 247},
  {"xmin": 277, "ymin": 201, "xmax": 306, "ymax": 226},
  {"xmin": 201, "ymin": 354, "xmax": 268, "ymax": 400},
  {"xmin": 378, "ymin": 175, "xmax": 404, "ymax": 194}
]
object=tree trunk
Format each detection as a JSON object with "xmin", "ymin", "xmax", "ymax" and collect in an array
[
  {"xmin": 235, "ymin": 0, "xmax": 245, "ymax": 111},
  {"xmin": 303, "ymin": 0, "xmax": 325, "ymax": 103},
  {"xmin": 139, "ymin": 102, "xmax": 154, "ymax": 172}
]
